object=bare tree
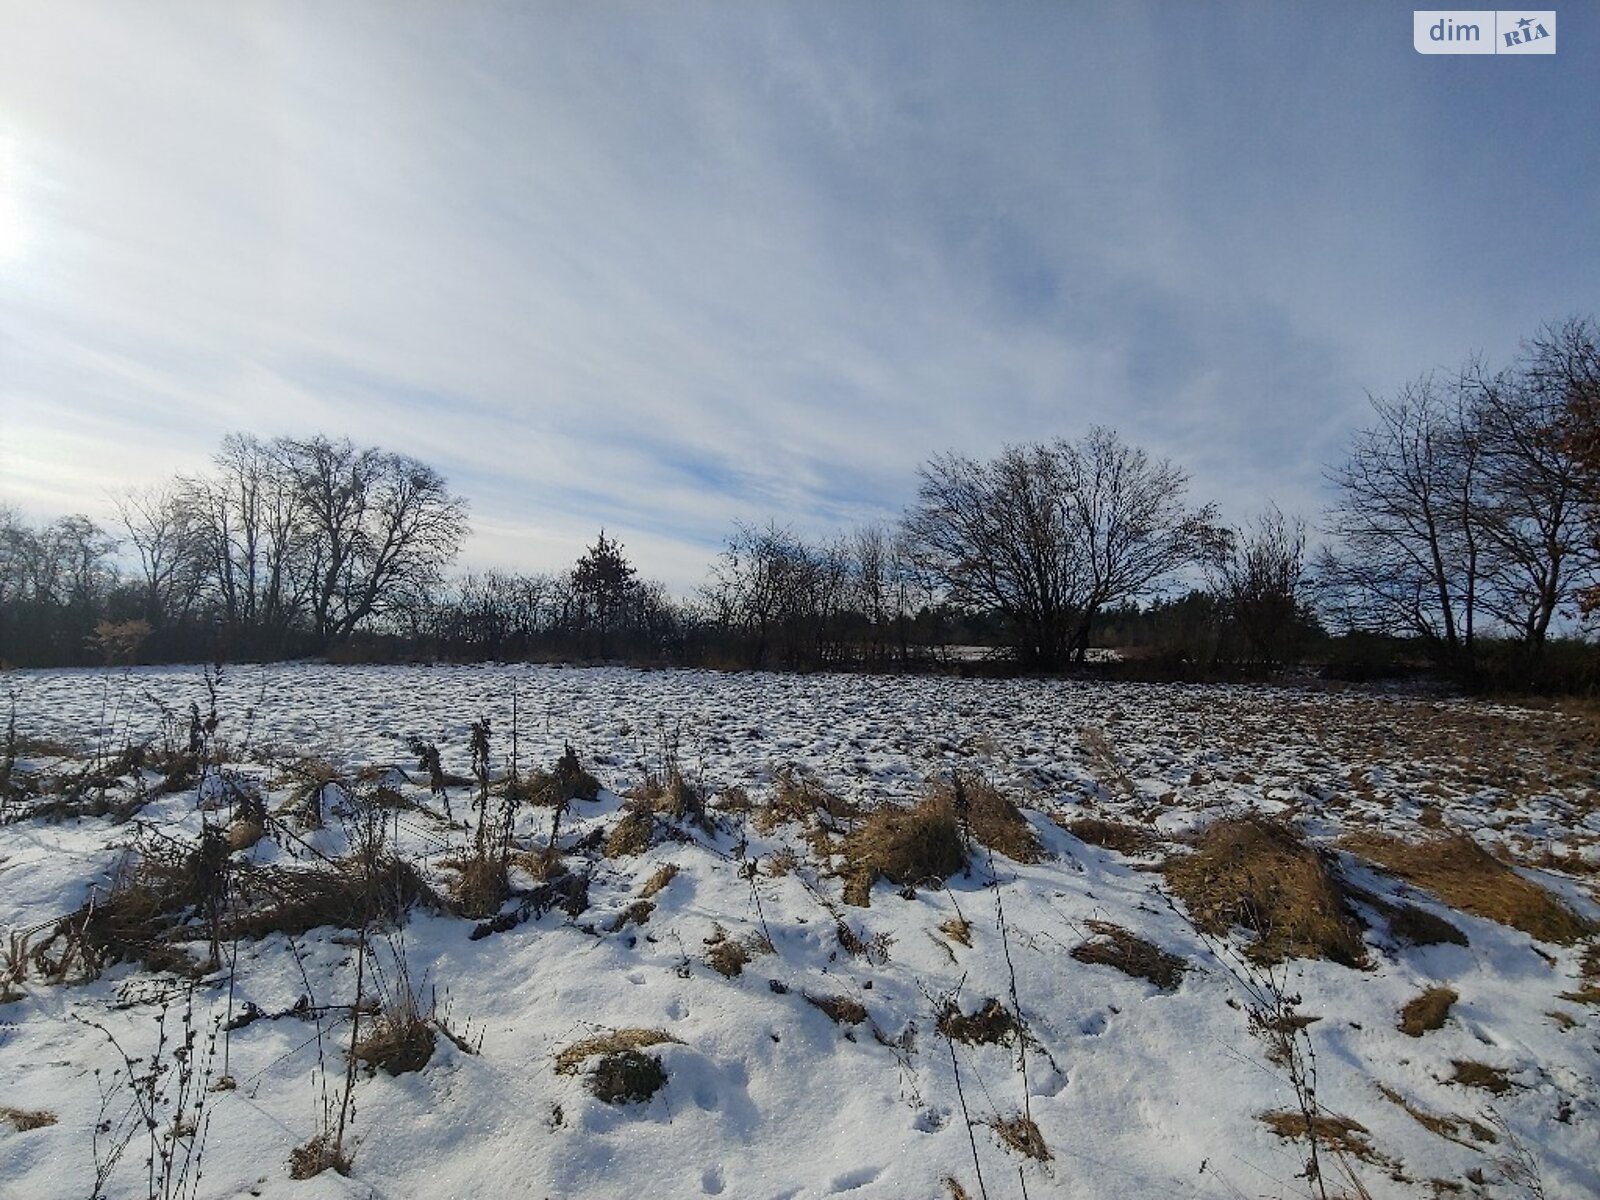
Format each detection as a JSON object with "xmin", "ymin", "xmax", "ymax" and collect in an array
[
  {"xmin": 905, "ymin": 428, "xmax": 1220, "ymax": 668},
  {"xmin": 114, "ymin": 485, "xmax": 206, "ymax": 626},
  {"xmin": 1209, "ymin": 504, "xmax": 1311, "ymax": 669},
  {"xmin": 1319, "ymin": 375, "xmax": 1482, "ymax": 670}
]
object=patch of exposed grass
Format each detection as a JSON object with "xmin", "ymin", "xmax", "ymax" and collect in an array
[
  {"xmin": 936, "ymin": 773, "xmax": 1044, "ymax": 864},
  {"xmin": 1345, "ymin": 833, "xmax": 1592, "ymax": 945},
  {"xmin": 1056, "ymin": 814, "xmax": 1156, "ymax": 856},
  {"xmin": 841, "ymin": 794, "xmax": 966, "ymax": 906},
  {"xmin": 289, "ymin": 1132, "xmax": 352, "ymax": 1180},
  {"xmin": 987, "ymin": 1114, "xmax": 1050, "ymax": 1161},
  {"xmin": 228, "ymin": 856, "xmax": 437, "ymax": 940},
  {"xmin": 938, "ymin": 917, "xmax": 972, "ymax": 947},
  {"xmin": 1164, "ymin": 817, "xmax": 1367, "ymax": 966},
  {"xmin": 352, "ymin": 1010, "xmax": 436, "ymax": 1076},
  {"xmin": 554, "ymin": 1028, "xmax": 682, "ymax": 1076},
  {"xmin": 1070, "ymin": 921, "xmax": 1188, "ymax": 991},
  {"xmin": 803, "ymin": 991, "xmax": 868, "ymax": 1026},
  {"xmin": 1376, "ymin": 1084, "xmax": 1496, "ymax": 1147},
  {"xmin": 1259, "ymin": 1110, "xmax": 1379, "ymax": 1162},
  {"xmin": 1559, "ymin": 942, "xmax": 1599, "ymax": 1005},
  {"xmin": 638, "ymin": 863, "xmax": 678, "ymax": 898},
  {"xmin": 754, "ymin": 769, "xmax": 854, "ymax": 835},
  {"xmin": 606, "ymin": 900, "xmax": 654, "ymax": 933},
  {"xmin": 605, "ymin": 800, "xmax": 660, "ymax": 857},
  {"xmin": 937, "ymin": 997, "xmax": 1017, "ymax": 1045},
  {"xmin": 704, "ymin": 925, "xmax": 770, "ymax": 978},
  {"xmin": 0, "ymin": 1107, "xmax": 57, "ymax": 1131},
  {"xmin": 1399, "ymin": 986, "xmax": 1457, "ymax": 1037},
  {"xmin": 1448, "ymin": 1060, "xmax": 1517, "ymax": 1095},
  {"xmin": 1387, "ymin": 902, "xmax": 1468, "ymax": 948},
  {"xmin": 588, "ymin": 1050, "xmax": 667, "ymax": 1105},
  {"xmin": 442, "ymin": 854, "xmax": 509, "ymax": 920}
]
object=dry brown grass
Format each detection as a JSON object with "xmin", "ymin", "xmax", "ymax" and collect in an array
[
  {"xmin": 638, "ymin": 863, "xmax": 679, "ymax": 898},
  {"xmin": 1448, "ymin": 1060, "xmax": 1517, "ymax": 1095},
  {"xmin": 606, "ymin": 900, "xmax": 654, "ymax": 932},
  {"xmin": 442, "ymin": 855, "xmax": 509, "ymax": 920},
  {"xmin": 1345, "ymin": 833, "xmax": 1593, "ymax": 945},
  {"xmin": 0, "ymin": 1106, "xmax": 56, "ymax": 1131},
  {"xmin": 1259, "ymin": 1110, "xmax": 1379, "ymax": 1162},
  {"xmin": 935, "ymin": 773, "xmax": 1045, "ymax": 864},
  {"xmin": 1056, "ymin": 814, "xmax": 1156, "ymax": 856},
  {"xmin": 1164, "ymin": 818, "xmax": 1367, "ymax": 966},
  {"xmin": 703, "ymin": 924, "xmax": 771, "ymax": 977},
  {"xmin": 1561, "ymin": 942, "xmax": 1600, "ymax": 1004},
  {"xmin": 289, "ymin": 1132, "xmax": 352, "ymax": 1179},
  {"xmin": 1070, "ymin": 920, "xmax": 1188, "ymax": 991},
  {"xmin": 987, "ymin": 1114, "xmax": 1050, "ymax": 1161},
  {"xmin": 352, "ymin": 1010, "xmax": 436, "ymax": 1076},
  {"xmin": 225, "ymin": 818, "xmax": 264, "ymax": 852},
  {"xmin": 803, "ymin": 991, "xmax": 868, "ymax": 1026},
  {"xmin": 841, "ymin": 794, "xmax": 966, "ymax": 906},
  {"xmin": 605, "ymin": 800, "xmax": 660, "ymax": 857},
  {"xmin": 1399, "ymin": 986, "xmax": 1457, "ymax": 1037},
  {"xmin": 754, "ymin": 770, "xmax": 855, "ymax": 835},
  {"xmin": 554, "ymin": 1028, "xmax": 682, "ymax": 1075},
  {"xmin": 228, "ymin": 856, "xmax": 437, "ymax": 940},
  {"xmin": 938, "ymin": 916, "xmax": 972, "ymax": 947},
  {"xmin": 1376, "ymin": 1084, "xmax": 1497, "ymax": 1147},
  {"xmin": 1386, "ymin": 902, "xmax": 1468, "ymax": 948},
  {"xmin": 588, "ymin": 1049, "xmax": 668, "ymax": 1104},
  {"xmin": 937, "ymin": 997, "xmax": 1017, "ymax": 1045}
]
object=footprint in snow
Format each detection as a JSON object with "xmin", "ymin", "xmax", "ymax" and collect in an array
[
  {"xmin": 701, "ymin": 1165, "xmax": 726, "ymax": 1194},
  {"xmin": 829, "ymin": 1166, "xmax": 882, "ymax": 1192},
  {"xmin": 1080, "ymin": 1011, "xmax": 1108, "ymax": 1036}
]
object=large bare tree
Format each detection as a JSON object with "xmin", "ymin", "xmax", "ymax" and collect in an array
[{"xmin": 905, "ymin": 427, "xmax": 1221, "ymax": 668}]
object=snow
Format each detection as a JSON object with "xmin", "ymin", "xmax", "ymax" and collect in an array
[{"xmin": 1, "ymin": 663, "xmax": 1596, "ymax": 1199}]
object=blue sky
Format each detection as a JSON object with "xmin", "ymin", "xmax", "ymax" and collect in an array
[{"xmin": 1, "ymin": 2, "xmax": 1595, "ymax": 590}]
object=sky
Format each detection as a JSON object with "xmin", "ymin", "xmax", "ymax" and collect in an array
[{"xmin": 1, "ymin": 2, "xmax": 1596, "ymax": 592}]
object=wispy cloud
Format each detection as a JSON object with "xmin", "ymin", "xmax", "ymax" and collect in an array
[{"xmin": 1, "ymin": 1, "xmax": 1595, "ymax": 589}]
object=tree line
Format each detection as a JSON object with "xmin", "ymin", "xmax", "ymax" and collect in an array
[{"xmin": 3, "ymin": 317, "xmax": 1597, "ymax": 685}]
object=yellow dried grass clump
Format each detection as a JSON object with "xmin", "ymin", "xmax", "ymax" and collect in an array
[
  {"xmin": 554, "ymin": 1028, "xmax": 682, "ymax": 1076},
  {"xmin": 1163, "ymin": 818, "xmax": 1367, "ymax": 966},
  {"xmin": 1345, "ymin": 833, "xmax": 1593, "ymax": 945},
  {"xmin": 841, "ymin": 795, "xmax": 966, "ymax": 906}
]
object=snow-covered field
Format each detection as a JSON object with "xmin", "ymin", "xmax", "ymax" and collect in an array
[{"xmin": 1, "ymin": 664, "xmax": 1596, "ymax": 1200}]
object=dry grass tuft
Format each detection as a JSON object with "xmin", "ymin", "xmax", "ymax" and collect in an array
[
  {"xmin": 935, "ymin": 773, "xmax": 1045, "ymax": 864},
  {"xmin": 937, "ymin": 997, "xmax": 1018, "ymax": 1045},
  {"xmin": 605, "ymin": 800, "xmax": 660, "ymax": 857},
  {"xmin": 1561, "ymin": 942, "xmax": 1600, "ymax": 1005},
  {"xmin": 1057, "ymin": 814, "xmax": 1156, "ymax": 856},
  {"xmin": 1070, "ymin": 921, "xmax": 1188, "ymax": 991},
  {"xmin": 1399, "ymin": 986, "xmax": 1457, "ymax": 1037},
  {"xmin": 1387, "ymin": 902, "xmax": 1468, "ymax": 948},
  {"xmin": 943, "ymin": 1178, "xmax": 973, "ymax": 1200},
  {"xmin": 638, "ymin": 863, "xmax": 679, "ymax": 898},
  {"xmin": 804, "ymin": 991, "xmax": 868, "ymax": 1026},
  {"xmin": 289, "ymin": 1132, "xmax": 351, "ymax": 1179},
  {"xmin": 987, "ymin": 1114, "xmax": 1050, "ymax": 1161},
  {"xmin": 555, "ymin": 1028, "xmax": 682, "ymax": 1076},
  {"xmin": 1377, "ymin": 1084, "xmax": 1497, "ymax": 1147},
  {"xmin": 606, "ymin": 900, "xmax": 655, "ymax": 933},
  {"xmin": 703, "ymin": 925, "xmax": 772, "ymax": 977},
  {"xmin": 0, "ymin": 1107, "xmax": 57, "ymax": 1131},
  {"xmin": 588, "ymin": 1050, "xmax": 668, "ymax": 1105},
  {"xmin": 1164, "ymin": 817, "xmax": 1367, "ymax": 966},
  {"xmin": 225, "ymin": 818, "xmax": 264, "ymax": 852},
  {"xmin": 1345, "ymin": 833, "xmax": 1593, "ymax": 945},
  {"xmin": 841, "ymin": 794, "xmax": 966, "ymax": 906},
  {"xmin": 1259, "ymin": 1110, "xmax": 1378, "ymax": 1162},
  {"xmin": 442, "ymin": 855, "xmax": 509, "ymax": 920},
  {"xmin": 754, "ymin": 770, "xmax": 855, "ymax": 835},
  {"xmin": 352, "ymin": 1009, "xmax": 436, "ymax": 1076},
  {"xmin": 1448, "ymin": 1060, "xmax": 1517, "ymax": 1095},
  {"xmin": 938, "ymin": 917, "xmax": 972, "ymax": 947},
  {"xmin": 228, "ymin": 856, "xmax": 437, "ymax": 940}
]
